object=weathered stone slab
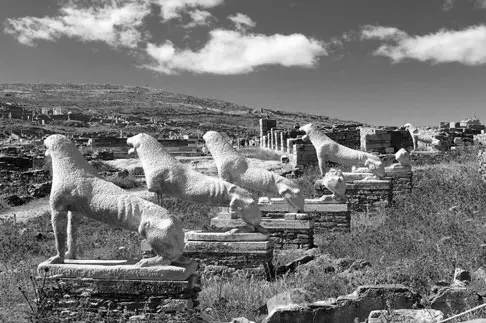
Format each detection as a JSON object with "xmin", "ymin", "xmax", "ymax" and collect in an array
[
  {"xmin": 284, "ymin": 213, "xmax": 313, "ymax": 220},
  {"xmin": 185, "ymin": 230, "xmax": 269, "ymax": 242},
  {"xmin": 342, "ymin": 172, "xmax": 374, "ymax": 182},
  {"xmin": 211, "ymin": 215, "xmax": 314, "ymax": 230},
  {"xmin": 346, "ymin": 179, "xmax": 391, "ymax": 190},
  {"xmin": 259, "ymin": 198, "xmax": 349, "ymax": 212},
  {"xmin": 184, "ymin": 240, "xmax": 273, "ymax": 253},
  {"xmin": 38, "ymin": 259, "xmax": 198, "ymax": 281},
  {"xmin": 38, "ymin": 275, "xmax": 200, "ymax": 295},
  {"xmin": 368, "ymin": 309, "xmax": 443, "ymax": 323},
  {"xmin": 384, "ymin": 166, "xmax": 412, "ymax": 174}
]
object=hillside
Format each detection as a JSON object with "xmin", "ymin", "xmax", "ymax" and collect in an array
[{"xmin": 0, "ymin": 83, "xmax": 362, "ymax": 137}]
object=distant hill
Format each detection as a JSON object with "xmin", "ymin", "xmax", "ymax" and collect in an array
[{"xmin": 0, "ymin": 83, "xmax": 362, "ymax": 137}]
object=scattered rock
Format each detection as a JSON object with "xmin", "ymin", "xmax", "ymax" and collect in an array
[
  {"xmin": 228, "ymin": 317, "xmax": 255, "ymax": 323},
  {"xmin": 429, "ymin": 287, "xmax": 483, "ymax": 316},
  {"xmin": 471, "ymin": 267, "xmax": 486, "ymax": 293},
  {"xmin": 368, "ymin": 309, "xmax": 443, "ymax": 323},
  {"xmin": 297, "ymin": 254, "xmax": 336, "ymax": 275},
  {"xmin": 266, "ymin": 288, "xmax": 313, "ymax": 316}
]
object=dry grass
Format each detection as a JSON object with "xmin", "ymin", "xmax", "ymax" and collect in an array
[{"xmin": 1, "ymin": 148, "xmax": 486, "ymax": 322}]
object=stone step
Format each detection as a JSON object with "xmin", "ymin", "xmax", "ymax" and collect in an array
[
  {"xmin": 184, "ymin": 240, "xmax": 273, "ymax": 253},
  {"xmin": 37, "ymin": 258, "xmax": 198, "ymax": 281},
  {"xmin": 185, "ymin": 230, "xmax": 269, "ymax": 242}
]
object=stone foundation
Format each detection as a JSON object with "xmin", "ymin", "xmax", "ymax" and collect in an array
[
  {"xmin": 183, "ymin": 230, "xmax": 273, "ymax": 276},
  {"xmin": 384, "ymin": 166, "xmax": 413, "ymax": 196},
  {"xmin": 36, "ymin": 259, "xmax": 200, "ymax": 322},
  {"xmin": 210, "ymin": 210, "xmax": 315, "ymax": 250},
  {"xmin": 341, "ymin": 167, "xmax": 412, "ymax": 198},
  {"xmin": 259, "ymin": 197, "xmax": 350, "ymax": 234},
  {"xmin": 315, "ymin": 179, "xmax": 393, "ymax": 212}
]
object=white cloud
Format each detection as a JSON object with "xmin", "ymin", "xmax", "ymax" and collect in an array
[
  {"xmin": 184, "ymin": 9, "xmax": 213, "ymax": 28},
  {"xmin": 152, "ymin": 0, "xmax": 224, "ymax": 20},
  {"xmin": 360, "ymin": 24, "xmax": 486, "ymax": 65},
  {"xmin": 228, "ymin": 13, "xmax": 256, "ymax": 32},
  {"xmin": 360, "ymin": 25, "xmax": 407, "ymax": 41},
  {"xmin": 4, "ymin": 0, "xmax": 327, "ymax": 75},
  {"xmin": 4, "ymin": 1, "xmax": 150, "ymax": 48},
  {"xmin": 143, "ymin": 29, "xmax": 326, "ymax": 74}
]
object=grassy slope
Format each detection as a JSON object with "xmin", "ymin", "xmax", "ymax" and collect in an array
[
  {"xmin": 0, "ymin": 83, "xmax": 361, "ymax": 138},
  {"xmin": 1, "ymin": 148, "xmax": 485, "ymax": 322}
]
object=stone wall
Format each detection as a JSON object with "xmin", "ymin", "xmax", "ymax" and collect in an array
[
  {"xmin": 360, "ymin": 128, "xmax": 412, "ymax": 154},
  {"xmin": 259, "ymin": 198, "xmax": 350, "ymax": 234},
  {"xmin": 315, "ymin": 179, "xmax": 393, "ymax": 212},
  {"xmin": 259, "ymin": 119, "xmax": 415, "ymax": 167},
  {"xmin": 37, "ymin": 274, "xmax": 200, "ymax": 321},
  {"xmin": 183, "ymin": 231, "xmax": 274, "ymax": 274},
  {"xmin": 210, "ymin": 211, "xmax": 315, "ymax": 250},
  {"xmin": 262, "ymin": 213, "xmax": 314, "ymax": 249}
]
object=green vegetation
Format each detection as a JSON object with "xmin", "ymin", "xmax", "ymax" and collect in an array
[{"xmin": 1, "ymin": 148, "xmax": 485, "ymax": 322}]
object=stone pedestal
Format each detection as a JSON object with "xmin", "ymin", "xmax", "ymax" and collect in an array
[
  {"xmin": 211, "ymin": 204, "xmax": 315, "ymax": 250},
  {"xmin": 315, "ymin": 178, "xmax": 393, "ymax": 213},
  {"xmin": 258, "ymin": 197, "xmax": 350, "ymax": 234},
  {"xmin": 384, "ymin": 166, "xmax": 413, "ymax": 196},
  {"xmin": 184, "ymin": 230, "xmax": 273, "ymax": 277},
  {"xmin": 36, "ymin": 259, "xmax": 200, "ymax": 321}
]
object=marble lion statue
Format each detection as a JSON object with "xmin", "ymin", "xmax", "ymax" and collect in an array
[
  {"xmin": 403, "ymin": 123, "xmax": 441, "ymax": 151},
  {"xmin": 127, "ymin": 133, "xmax": 262, "ymax": 230},
  {"xmin": 203, "ymin": 131, "xmax": 305, "ymax": 212},
  {"xmin": 389, "ymin": 148, "xmax": 412, "ymax": 169},
  {"xmin": 299, "ymin": 123, "xmax": 386, "ymax": 178},
  {"xmin": 320, "ymin": 168, "xmax": 347, "ymax": 202},
  {"xmin": 45, "ymin": 134, "xmax": 185, "ymax": 267}
]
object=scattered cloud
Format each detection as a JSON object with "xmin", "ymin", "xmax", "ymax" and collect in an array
[
  {"xmin": 4, "ymin": 0, "xmax": 150, "ymax": 48},
  {"xmin": 360, "ymin": 24, "xmax": 486, "ymax": 65},
  {"xmin": 228, "ymin": 13, "xmax": 256, "ymax": 32},
  {"xmin": 360, "ymin": 25, "xmax": 407, "ymax": 41},
  {"xmin": 4, "ymin": 0, "xmax": 328, "ymax": 75},
  {"xmin": 152, "ymin": 0, "xmax": 224, "ymax": 20},
  {"xmin": 184, "ymin": 9, "xmax": 214, "ymax": 28},
  {"xmin": 143, "ymin": 29, "xmax": 326, "ymax": 74}
]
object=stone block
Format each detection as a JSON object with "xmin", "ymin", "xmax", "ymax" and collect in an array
[
  {"xmin": 36, "ymin": 267, "xmax": 201, "ymax": 321},
  {"xmin": 185, "ymin": 230, "xmax": 269, "ymax": 242},
  {"xmin": 38, "ymin": 259, "xmax": 197, "ymax": 281},
  {"xmin": 267, "ymin": 289, "xmax": 313, "ymax": 316},
  {"xmin": 429, "ymin": 287, "xmax": 482, "ymax": 316},
  {"xmin": 184, "ymin": 240, "xmax": 273, "ymax": 253},
  {"xmin": 263, "ymin": 284, "xmax": 421, "ymax": 323},
  {"xmin": 368, "ymin": 309, "xmax": 443, "ymax": 323}
]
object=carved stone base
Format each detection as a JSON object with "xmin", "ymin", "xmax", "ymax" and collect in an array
[
  {"xmin": 210, "ymin": 211, "xmax": 315, "ymax": 250},
  {"xmin": 183, "ymin": 230, "xmax": 273, "ymax": 278},
  {"xmin": 36, "ymin": 259, "xmax": 201, "ymax": 322},
  {"xmin": 315, "ymin": 178, "xmax": 392, "ymax": 213},
  {"xmin": 258, "ymin": 197, "xmax": 350, "ymax": 234}
]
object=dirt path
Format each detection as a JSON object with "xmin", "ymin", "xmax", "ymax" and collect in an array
[{"xmin": 0, "ymin": 187, "xmax": 150, "ymax": 223}]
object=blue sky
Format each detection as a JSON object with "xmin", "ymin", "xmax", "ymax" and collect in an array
[{"xmin": 1, "ymin": 0, "xmax": 486, "ymax": 126}]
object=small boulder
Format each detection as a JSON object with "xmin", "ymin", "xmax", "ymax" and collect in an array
[
  {"xmin": 228, "ymin": 318, "xmax": 255, "ymax": 323},
  {"xmin": 266, "ymin": 288, "xmax": 312, "ymax": 316},
  {"xmin": 368, "ymin": 309, "xmax": 443, "ymax": 323}
]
